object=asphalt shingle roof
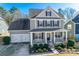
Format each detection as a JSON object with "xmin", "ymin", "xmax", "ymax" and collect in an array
[
  {"xmin": 29, "ymin": 9, "xmax": 43, "ymax": 18},
  {"xmin": 8, "ymin": 18, "xmax": 30, "ymax": 30}
]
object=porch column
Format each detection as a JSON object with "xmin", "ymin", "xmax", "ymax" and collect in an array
[
  {"xmin": 62, "ymin": 31, "xmax": 64, "ymax": 42},
  {"xmin": 66, "ymin": 31, "xmax": 68, "ymax": 42},
  {"xmin": 50, "ymin": 33, "xmax": 52, "ymax": 42},
  {"xmin": 45, "ymin": 32, "xmax": 47, "ymax": 44},
  {"xmin": 30, "ymin": 32, "xmax": 33, "ymax": 46},
  {"xmin": 54, "ymin": 32, "xmax": 55, "ymax": 44}
]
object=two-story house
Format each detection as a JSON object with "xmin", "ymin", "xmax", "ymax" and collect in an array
[{"xmin": 8, "ymin": 7, "xmax": 68, "ymax": 46}]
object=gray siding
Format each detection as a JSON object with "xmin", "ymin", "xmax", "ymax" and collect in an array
[
  {"xmin": 60, "ymin": 20, "xmax": 64, "ymax": 28},
  {"xmin": 64, "ymin": 21, "xmax": 75, "ymax": 37},
  {"xmin": 30, "ymin": 20, "xmax": 36, "ymax": 30}
]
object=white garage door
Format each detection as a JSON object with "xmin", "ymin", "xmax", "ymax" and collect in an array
[{"xmin": 11, "ymin": 34, "xmax": 30, "ymax": 43}]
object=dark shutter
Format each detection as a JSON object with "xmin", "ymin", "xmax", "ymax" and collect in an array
[
  {"xmin": 50, "ymin": 20, "xmax": 52, "ymax": 26},
  {"xmin": 50, "ymin": 11, "xmax": 51, "ymax": 16},
  {"xmin": 33, "ymin": 33, "xmax": 34, "ymax": 40},
  {"xmin": 43, "ymin": 20, "xmax": 44, "ymax": 27},
  {"xmin": 53, "ymin": 20, "xmax": 54, "ymax": 27},
  {"xmin": 46, "ymin": 11, "xmax": 47, "ymax": 16},
  {"xmin": 57, "ymin": 21, "xmax": 59, "ymax": 26},
  {"xmin": 38, "ymin": 20, "xmax": 39, "ymax": 27},
  {"xmin": 42, "ymin": 33, "xmax": 43, "ymax": 39}
]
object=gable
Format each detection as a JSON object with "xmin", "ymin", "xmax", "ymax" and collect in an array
[
  {"xmin": 64, "ymin": 20, "xmax": 74, "ymax": 30},
  {"xmin": 36, "ymin": 7, "xmax": 63, "ymax": 19},
  {"xmin": 72, "ymin": 14, "xmax": 79, "ymax": 23}
]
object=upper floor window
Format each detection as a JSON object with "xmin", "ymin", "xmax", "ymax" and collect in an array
[
  {"xmin": 46, "ymin": 10, "xmax": 51, "ymax": 16},
  {"xmin": 38, "ymin": 20, "xmax": 43, "ymax": 27},
  {"xmin": 67, "ymin": 24, "xmax": 72, "ymax": 30},
  {"xmin": 37, "ymin": 20, "xmax": 60, "ymax": 27},
  {"xmin": 47, "ymin": 21, "xmax": 51, "ymax": 26},
  {"xmin": 53, "ymin": 20, "xmax": 59, "ymax": 27}
]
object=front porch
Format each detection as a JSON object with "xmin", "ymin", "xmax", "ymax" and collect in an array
[{"xmin": 30, "ymin": 29, "xmax": 68, "ymax": 46}]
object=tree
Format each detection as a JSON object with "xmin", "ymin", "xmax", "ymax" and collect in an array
[
  {"xmin": 58, "ymin": 8, "xmax": 76, "ymax": 20},
  {"xmin": 9, "ymin": 6, "xmax": 18, "ymax": 13},
  {"xmin": 3, "ymin": 11, "xmax": 13, "ymax": 25},
  {"xmin": 0, "ymin": 6, "xmax": 7, "ymax": 17}
]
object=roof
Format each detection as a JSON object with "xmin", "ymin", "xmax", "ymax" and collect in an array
[
  {"xmin": 30, "ymin": 28, "xmax": 61, "ymax": 32},
  {"xmin": 29, "ymin": 7, "xmax": 64, "ymax": 19},
  {"xmin": 8, "ymin": 18, "xmax": 30, "ymax": 30},
  {"xmin": 64, "ymin": 20, "xmax": 74, "ymax": 25},
  {"xmin": 72, "ymin": 13, "xmax": 79, "ymax": 23},
  {"xmin": 29, "ymin": 9, "xmax": 43, "ymax": 18}
]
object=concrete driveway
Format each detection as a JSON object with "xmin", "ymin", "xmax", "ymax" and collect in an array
[{"xmin": 0, "ymin": 43, "xmax": 30, "ymax": 56}]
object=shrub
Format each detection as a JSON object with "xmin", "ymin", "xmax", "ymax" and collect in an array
[
  {"xmin": 32, "ymin": 44, "xmax": 39, "ymax": 50},
  {"xmin": 31, "ymin": 44, "xmax": 50, "ymax": 53},
  {"xmin": 67, "ymin": 40, "xmax": 75, "ymax": 48},
  {"xmin": 43, "ymin": 48, "xmax": 48, "ymax": 52},
  {"xmin": 39, "ymin": 44, "xmax": 43, "ymax": 49},
  {"xmin": 3, "ymin": 36, "xmax": 10, "ymax": 45},
  {"xmin": 55, "ymin": 43, "xmax": 65, "ymax": 50},
  {"xmin": 43, "ymin": 44, "xmax": 49, "ymax": 49},
  {"xmin": 38, "ymin": 48, "xmax": 43, "ymax": 53}
]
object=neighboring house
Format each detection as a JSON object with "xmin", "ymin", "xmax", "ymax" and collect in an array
[
  {"xmin": 0, "ymin": 17, "xmax": 10, "ymax": 42},
  {"xmin": 8, "ymin": 7, "xmax": 69, "ymax": 46},
  {"xmin": 64, "ymin": 20, "xmax": 75, "ymax": 38},
  {"xmin": 72, "ymin": 12, "xmax": 79, "ymax": 34}
]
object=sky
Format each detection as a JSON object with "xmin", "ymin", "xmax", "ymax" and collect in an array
[{"xmin": 0, "ymin": 3, "xmax": 79, "ymax": 14}]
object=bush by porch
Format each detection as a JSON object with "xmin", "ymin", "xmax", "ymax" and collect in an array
[{"xmin": 30, "ymin": 44, "xmax": 51, "ymax": 53}]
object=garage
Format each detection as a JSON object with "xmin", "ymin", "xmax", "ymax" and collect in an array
[{"xmin": 11, "ymin": 33, "xmax": 30, "ymax": 43}]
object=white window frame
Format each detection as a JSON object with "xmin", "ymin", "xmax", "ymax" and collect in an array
[{"xmin": 67, "ymin": 24, "xmax": 72, "ymax": 30}]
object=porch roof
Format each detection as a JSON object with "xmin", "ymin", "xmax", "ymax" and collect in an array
[
  {"xmin": 30, "ymin": 28, "xmax": 68, "ymax": 32},
  {"xmin": 30, "ymin": 28, "xmax": 61, "ymax": 32}
]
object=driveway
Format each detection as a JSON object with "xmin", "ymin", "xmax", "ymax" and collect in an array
[{"xmin": 0, "ymin": 43, "xmax": 30, "ymax": 56}]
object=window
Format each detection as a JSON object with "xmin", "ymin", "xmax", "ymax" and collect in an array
[
  {"xmin": 67, "ymin": 24, "xmax": 72, "ymax": 30},
  {"xmin": 38, "ymin": 20, "xmax": 43, "ymax": 27},
  {"xmin": 53, "ymin": 20, "xmax": 59, "ymax": 27},
  {"xmin": 47, "ymin": 21, "xmax": 51, "ymax": 26},
  {"xmin": 33, "ymin": 33, "xmax": 39, "ymax": 39},
  {"xmin": 46, "ymin": 10, "xmax": 51, "ymax": 16},
  {"xmin": 55, "ymin": 32, "xmax": 62, "ymax": 38},
  {"xmin": 33, "ymin": 33, "xmax": 43, "ymax": 40},
  {"xmin": 39, "ymin": 33, "xmax": 43, "ymax": 39}
]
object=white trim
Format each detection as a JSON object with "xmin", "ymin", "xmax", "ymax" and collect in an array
[
  {"xmin": 74, "ymin": 23, "xmax": 76, "ymax": 36},
  {"xmin": 54, "ymin": 32, "xmax": 55, "ymax": 44},
  {"xmin": 30, "ymin": 32, "xmax": 33, "ymax": 46},
  {"xmin": 45, "ymin": 32, "xmax": 47, "ymax": 44},
  {"xmin": 66, "ymin": 31, "xmax": 67, "ymax": 42},
  {"xmin": 64, "ymin": 20, "xmax": 75, "ymax": 25},
  {"xmin": 30, "ymin": 29, "xmax": 68, "ymax": 33}
]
